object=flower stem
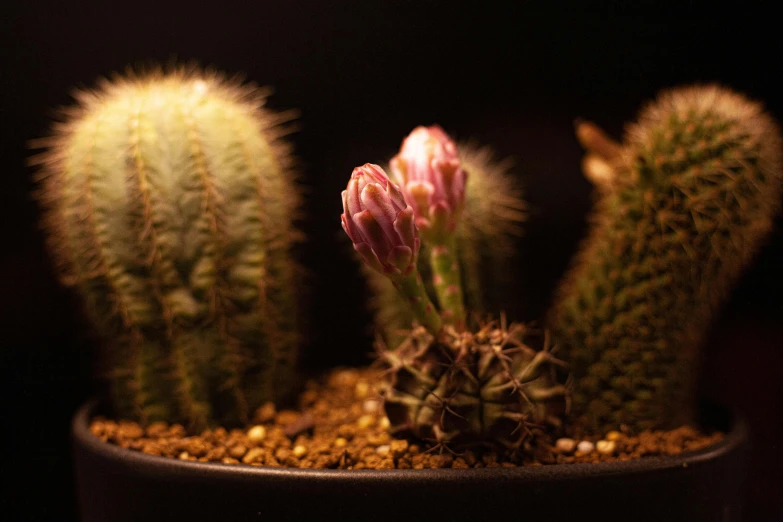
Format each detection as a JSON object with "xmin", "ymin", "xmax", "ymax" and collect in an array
[
  {"xmin": 429, "ymin": 236, "xmax": 466, "ymax": 330},
  {"xmin": 393, "ymin": 270, "xmax": 442, "ymax": 335}
]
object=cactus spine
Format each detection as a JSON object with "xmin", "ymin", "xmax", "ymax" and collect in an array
[
  {"xmin": 367, "ymin": 143, "xmax": 525, "ymax": 347},
  {"xmin": 548, "ymin": 85, "xmax": 783, "ymax": 433},
  {"xmin": 34, "ymin": 69, "xmax": 302, "ymax": 430}
]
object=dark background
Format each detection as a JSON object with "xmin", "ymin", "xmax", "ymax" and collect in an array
[{"xmin": 1, "ymin": 1, "xmax": 781, "ymax": 520}]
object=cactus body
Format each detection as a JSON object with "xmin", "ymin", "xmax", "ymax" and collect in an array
[
  {"xmin": 549, "ymin": 85, "xmax": 783, "ymax": 433},
  {"xmin": 35, "ymin": 70, "xmax": 302, "ymax": 430},
  {"xmin": 381, "ymin": 321, "xmax": 566, "ymax": 448},
  {"xmin": 368, "ymin": 144, "xmax": 525, "ymax": 346}
]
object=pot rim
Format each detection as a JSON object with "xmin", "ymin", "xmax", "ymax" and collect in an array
[{"xmin": 73, "ymin": 398, "xmax": 747, "ymax": 483}]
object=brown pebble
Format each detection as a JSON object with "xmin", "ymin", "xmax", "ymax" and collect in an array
[
  {"xmin": 229, "ymin": 445, "xmax": 247, "ymax": 459},
  {"xmin": 242, "ymin": 447, "xmax": 265, "ymax": 464},
  {"xmin": 389, "ymin": 439, "xmax": 409, "ymax": 458},
  {"xmin": 117, "ymin": 422, "xmax": 144, "ymax": 440},
  {"xmin": 247, "ymin": 425, "xmax": 267, "ymax": 444},
  {"xmin": 293, "ymin": 445, "xmax": 308, "ymax": 458},
  {"xmin": 283, "ymin": 413, "xmax": 315, "ymax": 438},
  {"xmin": 253, "ymin": 402, "xmax": 277, "ymax": 424},
  {"xmin": 356, "ymin": 415, "xmax": 374, "ymax": 430}
]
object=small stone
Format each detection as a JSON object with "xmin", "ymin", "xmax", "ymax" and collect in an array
[
  {"xmin": 378, "ymin": 416, "xmax": 391, "ymax": 430},
  {"xmin": 356, "ymin": 415, "xmax": 375, "ymax": 430},
  {"xmin": 254, "ymin": 402, "xmax": 277, "ymax": 424},
  {"xmin": 433, "ymin": 454, "xmax": 453, "ymax": 468},
  {"xmin": 577, "ymin": 440, "xmax": 595, "ymax": 453},
  {"xmin": 605, "ymin": 430, "xmax": 622, "ymax": 441},
  {"xmin": 283, "ymin": 413, "xmax": 315, "ymax": 438},
  {"xmin": 277, "ymin": 410, "xmax": 301, "ymax": 427},
  {"xmin": 363, "ymin": 399, "xmax": 380, "ymax": 413},
  {"xmin": 555, "ymin": 438, "xmax": 576, "ymax": 453},
  {"xmin": 228, "ymin": 445, "xmax": 247, "ymax": 459},
  {"xmin": 330, "ymin": 369, "xmax": 359, "ymax": 388},
  {"xmin": 117, "ymin": 422, "xmax": 144, "ymax": 440},
  {"xmin": 366, "ymin": 432, "xmax": 390, "ymax": 446},
  {"xmin": 221, "ymin": 457, "xmax": 240, "ymax": 465},
  {"xmin": 596, "ymin": 440, "xmax": 616, "ymax": 455},
  {"xmin": 146, "ymin": 422, "xmax": 169, "ymax": 437},
  {"xmin": 178, "ymin": 451, "xmax": 190, "ymax": 460},
  {"xmin": 293, "ymin": 445, "xmax": 308, "ymax": 458},
  {"xmin": 375, "ymin": 445, "xmax": 390, "ymax": 457},
  {"xmin": 247, "ymin": 425, "xmax": 267, "ymax": 444},
  {"xmin": 333, "ymin": 438, "xmax": 347, "ymax": 448},
  {"xmin": 337, "ymin": 424, "xmax": 357, "ymax": 439},
  {"xmin": 389, "ymin": 439, "xmax": 409, "ymax": 458},
  {"xmin": 242, "ymin": 447, "xmax": 265, "ymax": 464},
  {"xmin": 354, "ymin": 380, "xmax": 370, "ymax": 399}
]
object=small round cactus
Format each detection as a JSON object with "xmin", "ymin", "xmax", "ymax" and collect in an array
[
  {"xmin": 548, "ymin": 85, "xmax": 783, "ymax": 433},
  {"xmin": 33, "ymin": 68, "xmax": 303, "ymax": 430},
  {"xmin": 381, "ymin": 321, "xmax": 566, "ymax": 449}
]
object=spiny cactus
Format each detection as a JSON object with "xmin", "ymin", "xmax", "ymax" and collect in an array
[
  {"xmin": 33, "ymin": 68, "xmax": 303, "ymax": 430},
  {"xmin": 548, "ymin": 85, "xmax": 783, "ymax": 433},
  {"xmin": 381, "ymin": 321, "xmax": 566, "ymax": 449},
  {"xmin": 366, "ymin": 139, "xmax": 525, "ymax": 347},
  {"xmin": 341, "ymin": 160, "xmax": 564, "ymax": 449}
]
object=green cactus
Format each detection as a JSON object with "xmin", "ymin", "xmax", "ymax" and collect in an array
[
  {"xmin": 380, "ymin": 321, "xmax": 566, "ymax": 449},
  {"xmin": 548, "ymin": 85, "xmax": 783, "ymax": 433},
  {"xmin": 366, "ymin": 143, "xmax": 525, "ymax": 347},
  {"xmin": 33, "ymin": 69, "xmax": 303, "ymax": 431}
]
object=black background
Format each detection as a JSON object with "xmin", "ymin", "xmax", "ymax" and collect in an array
[{"xmin": 1, "ymin": 1, "xmax": 781, "ymax": 520}]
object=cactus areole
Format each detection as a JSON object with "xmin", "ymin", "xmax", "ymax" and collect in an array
[{"xmin": 33, "ymin": 69, "xmax": 303, "ymax": 430}]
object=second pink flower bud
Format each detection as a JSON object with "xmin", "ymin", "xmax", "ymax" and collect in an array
[{"xmin": 390, "ymin": 125, "xmax": 467, "ymax": 238}]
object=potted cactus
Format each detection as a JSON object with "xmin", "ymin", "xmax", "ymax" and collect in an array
[{"xmin": 50, "ymin": 73, "xmax": 779, "ymax": 522}]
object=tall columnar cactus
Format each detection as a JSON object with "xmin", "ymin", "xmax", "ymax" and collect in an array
[
  {"xmin": 548, "ymin": 85, "xmax": 783, "ymax": 433},
  {"xmin": 342, "ymin": 162, "xmax": 565, "ymax": 449},
  {"xmin": 33, "ymin": 69, "xmax": 303, "ymax": 430},
  {"xmin": 366, "ymin": 135, "xmax": 525, "ymax": 347}
]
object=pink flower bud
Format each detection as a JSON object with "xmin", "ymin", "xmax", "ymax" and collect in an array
[
  {"xmin": 341, "ymin": 164, "xmax": 420, "ymax": 276},
  {"xmin": 390, "ymin": 125, "xmax": 467, "ymax": 236}
]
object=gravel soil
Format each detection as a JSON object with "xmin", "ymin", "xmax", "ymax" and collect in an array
[{"xmin": 89, "ymin": 367, "xmax": 724, "ymax": 470}]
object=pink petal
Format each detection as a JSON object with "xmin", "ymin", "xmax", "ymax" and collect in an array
[
  {"xmin": 354, "ymin": 242, "xmax": 385, "ymax": 273},
  {"xmin": 341, "ymin": 213, "xmax": 363, "ymax": 244},
  {"xmin": 353, "ymin": 209, "xmax": 391, "ymax": 261},
  {"xmin": 406, "ymin": 181, "xmax": 434, "ymax": 217},
  {"xmin": 393, "ymin": 207, "xmax": 418, "ymax": 254},
  {"xmin": 344, "ymin": 178, "xmax": 363, "ymax": 217},
  {"xmin": 386, "ymin": 178, "xmax": 408, "ymax": 211},
  {"xmin": 387, "ymin": 245, "xmax": 413, "ymax": 275},
  {"xmin": 361, "ymin": 183, "xmax": 399, "ymax": 246}
]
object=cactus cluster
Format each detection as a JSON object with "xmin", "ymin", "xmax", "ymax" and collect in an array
[
  {"xmin": 341, "ymin": 130, "xmax": 564, "ymax": 450},
  {"xmin": 34, "ymin": 69, "xmax": 303, "ymax": 430},
  {"xmin": 548, "ymin": 85, "xmax": 783, "ymax": 433},
  {"xmin": 38, "ymin": 68, "xmax": 782, "ymax": 451}
]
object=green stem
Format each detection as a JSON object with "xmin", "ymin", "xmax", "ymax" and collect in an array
[
  {"xmin": 393, "ymin": 270, "xmax": 442, "ymax": 335},
  {"xmin": 429, "ymin": 236, "xmax": 466, "ymax": 330}
]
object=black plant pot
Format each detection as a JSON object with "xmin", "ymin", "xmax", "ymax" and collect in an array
[{"xmin": 72, "ymin": 400, "xmax": 749, "ymax": 522}]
